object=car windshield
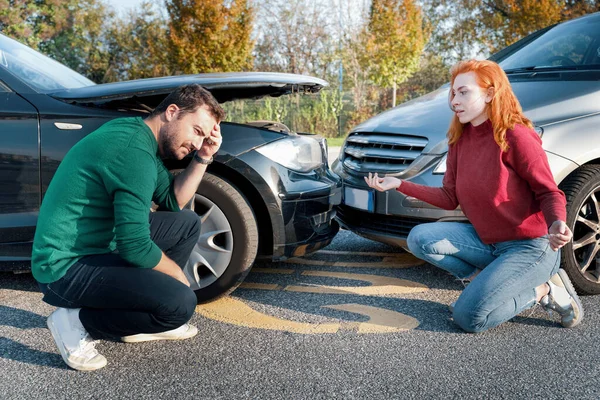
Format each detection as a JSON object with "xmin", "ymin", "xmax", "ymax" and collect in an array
[
  {"xmin": 0, "ymin": 34, "xmax": 95, "ymax": 92},
  {"xmin": 500, "ymin": 13, "xmax": 600, "ymax": 71}
]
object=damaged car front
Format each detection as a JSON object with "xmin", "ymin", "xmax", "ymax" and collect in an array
[{"xmin": 0, "ymin": 33, "xmax": 341, "ymax": 302}]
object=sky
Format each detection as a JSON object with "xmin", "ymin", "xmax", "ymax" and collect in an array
[{"xmin": 105, "ymin": 0, "xmax": 147, "ymax": 15}]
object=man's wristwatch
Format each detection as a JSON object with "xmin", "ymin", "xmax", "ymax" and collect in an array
[{"xmin": 193, "ymin": 151, "xmax": 213, "ymax": 165}]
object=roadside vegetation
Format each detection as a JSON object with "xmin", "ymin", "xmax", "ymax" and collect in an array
[{"xmin": 1, "ymin": 0, "xmax": 598, "ymax": 137}]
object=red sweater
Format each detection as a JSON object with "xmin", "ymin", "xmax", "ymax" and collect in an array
[{"xmin": 398, "ymin": 120, "xmax": 566, "ymax": 244}]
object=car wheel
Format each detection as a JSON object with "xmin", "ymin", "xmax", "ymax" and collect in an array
[
  {"xmin": 183, "ymin": 172, "xmax": 259, "ymax": 303},
  {"xmin": 559, "ymin": 165, "xmax": 600, "ymax": 294}
]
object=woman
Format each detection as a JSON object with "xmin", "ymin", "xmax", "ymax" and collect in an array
[{"xmin": 365, "ymin": 59, "xmax": 583, "ymax": 333}]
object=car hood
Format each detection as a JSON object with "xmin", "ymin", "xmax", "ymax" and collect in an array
[
  {"xmin": 48, "ymin": 72, "xmax": 328, "ymax": 105},
  {"xmin": 352, "ymin": 73, "xmax": 600, "ymax": 153}
]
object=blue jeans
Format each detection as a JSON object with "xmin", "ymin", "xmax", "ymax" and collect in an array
[
  {"xmin": 407, "ymin": 222, "xmax": 560, "ymax": 333},
  {"xmin": 38, "ymin": 210, "xmax": 200, "ymax": 339}
]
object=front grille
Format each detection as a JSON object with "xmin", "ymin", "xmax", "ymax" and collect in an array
[
  {"xmin": 342, "ymin": 132, "xmax": 428, "ymax": 174},
  {"xmin": 336, "ymin": 205, "xmax": 432, "ymax": 238}
]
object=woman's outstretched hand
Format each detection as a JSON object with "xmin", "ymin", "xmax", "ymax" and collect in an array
[
  {"xmin": 548, "ymin": 220, "xmax": 573, "ymax": 251},
  {"xmin": 364, "ymin": 172, "xmax": 402, "ymax": 192}
]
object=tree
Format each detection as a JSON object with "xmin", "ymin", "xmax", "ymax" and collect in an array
[
  {"xmin": 363, "ymin": 0, "xmax": 429, "ymax": 107},
  {"xmin": 0, "ymin": 1, "xmax": 41, "ymax": 48},
  {"xmin": 166, "ymin": 0, "xmax": 254, "ymax": 74},
  {"xmin": 40, "ymin": 0, "xmax": 114, "ymax": 83},
  {"xmin": 423, "ymin": 0, "xmax": 600, "ymax": 62},
  {"xmin": 253, "ymin": 0, "xmax": 335, "ymax": 77},
  {"xmin": 104, "ymin": 2, "xmax": 171, "ymax": 82},
  {"xmin": 0, "ymin": 0, "xmax": 114, "ymax": 82},
  {"xmin": 476, "ymin": 0, "xmax": 564, "ymax": 52}
]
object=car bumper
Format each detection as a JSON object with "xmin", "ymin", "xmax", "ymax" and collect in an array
[
  {"xmin": 234, "ymin": 149, "xmax": 342, "ymax": 260},
  {"xmin": 275, "ymin": 169, "xmax": 342, "ymax": 258},
  {"xmin": 331, "ymin": 158, "xmax": 465, "ymax": 249}
]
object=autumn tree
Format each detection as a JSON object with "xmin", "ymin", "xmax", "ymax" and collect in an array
[
  {"xmin": 423, "ymin": 0, "xmax": 600, "ymax": 61},
  {"xmin": 363, "ymin": 0, "xmax": 429, "ymax": 107},
  {"xmin": 0, "ymin": 1, "xmax": 41, "ymax": 48},
  {"xmin": 166, "ymin": 0, "xmax": 254, "ymax": 74},
  {"xmin": 0, "ymin": 0, "xmax": 113, "ymax": 82},
  {"xmin": 104, "ymin": 2, "xmax": 171, "ymax": 82}
]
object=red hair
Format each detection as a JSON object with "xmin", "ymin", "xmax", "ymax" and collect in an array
[{"xmin": 447, "ymin": 59, "xmax": 532, "ymax": 152}]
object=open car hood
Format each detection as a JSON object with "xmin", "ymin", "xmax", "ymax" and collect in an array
[{"xmin": 48, "ymin": 72, "xmax": 328, "ymax": 106}]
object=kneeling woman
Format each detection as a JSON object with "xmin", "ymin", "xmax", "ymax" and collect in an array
[{"xmin": 365, "ymin": 59, "xmax": 583, "ymax": 333}]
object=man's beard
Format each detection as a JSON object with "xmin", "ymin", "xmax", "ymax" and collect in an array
[{"xmin": 159, "ymin": 131, "xmax": 180, "ymax": 160}]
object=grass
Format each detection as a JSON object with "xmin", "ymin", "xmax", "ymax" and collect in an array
[{"xmin": 326, "ymin": 137, "xmax": 346, "ymax": 147}]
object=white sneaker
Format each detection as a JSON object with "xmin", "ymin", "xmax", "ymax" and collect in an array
[
  {"xmin": 540, "ymin": 269, "xmax": 584, "ymax": 328},
  {"xmin": 47, "ymin": 308, "xmax": 107, "ymax": 371},
  {"xmin": 121, "ymin": 323, "xmax": 198, "ymax": 343}
]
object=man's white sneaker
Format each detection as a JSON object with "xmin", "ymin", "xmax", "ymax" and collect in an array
[
  {"xmin": 47, "ymin": 308, "xmax": 107, "ymax": 371},
  {"xmin": 540, "ymin": 268, "xmax": 584, "ymax": 328},
  {"xmin": 121, "ymin": 323, "xmax": 198, "ymax": 343}
]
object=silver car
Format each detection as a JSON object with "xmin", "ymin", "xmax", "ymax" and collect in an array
[{"xmin": 333, "ymin": 12, "xmax": 600, "ymax": 294}]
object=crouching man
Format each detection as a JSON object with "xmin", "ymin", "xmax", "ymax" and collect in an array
[{"xmin": 32, "ymin": 84, "xmax": 225, "ymax": 371}]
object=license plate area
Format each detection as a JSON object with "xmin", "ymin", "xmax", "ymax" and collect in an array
[{"xmin": 343, "ymin": 187, "xmax": 374, "ymax": 212}]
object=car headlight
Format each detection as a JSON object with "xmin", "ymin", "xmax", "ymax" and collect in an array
[
  {"xmin": 256, "ymin": 136, "xmax": 324, "ymax": 172},
  {"xmin": 432, "ymin": 153, "xmax": 447, "ymax": 174}
]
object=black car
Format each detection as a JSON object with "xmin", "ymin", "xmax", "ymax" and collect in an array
[{"xmin": 0, "ymin": 33, "xmax": 341, "ymax": 302}]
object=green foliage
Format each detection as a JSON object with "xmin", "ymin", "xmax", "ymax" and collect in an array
[
  {"xmin": 223, "ymin": 89, "xmax": 343, "ymax": 138},
  {"xmin": 363, "ymin": 0, "xmax": 429, "ymax": 94},
  {"xmin": 166, "ymin": 0, "xmax": 254, "ymax": 74},
  {"xmin": 0, "ymin": 0, "xmax": 114, "ymax": 83},
  {"xmin": 103, "ymin": 3, "xmax": 171, "ymax": 82},
  {"xmin": 40, "ymin": 1, "xmax": 113, "ymax": 83},
  {"xmin": 396, "ymin": 53, "xmax": 450, "ymax": 103},
  {"xmin": 0, "ymin": 1, "xmax": 42, "ymax": 48}
]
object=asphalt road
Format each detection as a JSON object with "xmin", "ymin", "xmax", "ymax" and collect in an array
[{"xmin": 1, "ymin": 229, "xmax": 599, "ymax": 399}]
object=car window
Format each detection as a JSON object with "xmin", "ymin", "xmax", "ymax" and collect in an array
[
  {"xmin": 0, "ymin": 34, "xmax": 95, "ymax": 92},
  {"xmin": 500, "ymin": 14, "xmax": 600, "ymax": 70}
]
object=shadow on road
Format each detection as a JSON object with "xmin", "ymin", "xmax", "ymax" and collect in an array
[
  {"xmin": 0, "ymin": 305, "xmax": 47, "ymax": 329},
  {"xmin": 0, "ymin": 307, "xmax": 66, "ymax": 370},
  {"xmin": 0, "ymin": 337, "xmax": 66, "ymax": 370}
]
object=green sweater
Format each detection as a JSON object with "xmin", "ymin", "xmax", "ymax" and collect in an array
[{"xmin": 32, "ymin": 117, "xmax": 180, "ymax": 284}]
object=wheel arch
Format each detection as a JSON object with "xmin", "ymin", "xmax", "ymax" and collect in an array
[
  {"xmin": 166, "ymin": 158, "xmax": 278, "ymax": 258},
  {"xmin": 208, "ymin": 162, "xmax": 275, "ymax": 257}
]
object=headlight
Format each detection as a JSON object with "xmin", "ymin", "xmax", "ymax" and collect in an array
[
  {"xmin": 256, "ymin": 136, "xmax": 324, "ymax": 172},
  {"xmin": 432, "ymin": 153, "xmax": 447, "ymax": 174}
]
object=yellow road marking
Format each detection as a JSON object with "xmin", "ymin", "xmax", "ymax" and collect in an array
[
  {"xmin": 239, "ymin": 283, "xmax": 282, "ymax": 290},
  {"xmin": 196, "ymin": 297, "xmax": 339, "ymax": 334},
  {"xmin": 324, "ymin": 303, "xmax": 420, "ymax": 333},
  {"xmin": 196, "ymin": 297, "xmax": 419, "ymax": 334},
  {"xmin": 284, "ymin": 256, "xmax": 424, "ymax": 268},
  {"xmin": 285, "ymin": 271, "xmax": 428, "ymax": 295},
  {"xmin": 317, "ymin": 250, "xmax": 409, "ymax": 257},
  {"xmin": 251, "ymin": 268, "xmax": 294, "ymax": 274}
]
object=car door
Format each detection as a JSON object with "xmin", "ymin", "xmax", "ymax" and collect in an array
[{"xmin": 0, "ymin": 81, "xmax": 40, "ymax": 260}]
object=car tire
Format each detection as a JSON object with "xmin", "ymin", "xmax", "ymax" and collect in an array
[
  {"xmin": 182, "ymin": 172, "xmax": 259, "ymax": 303},
  {"xmin": 559, "ymin": 165, "xmax": 600, "ymax": 295}
]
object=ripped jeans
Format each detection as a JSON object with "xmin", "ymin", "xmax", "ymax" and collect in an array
[{"xmin": 407, "ymin": 222, "xmax": 560, "ymax": 333}]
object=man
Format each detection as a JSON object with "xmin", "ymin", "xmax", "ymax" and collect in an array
[{"xmin": 32, "ymin": 84, "xmax": 226, "ymax": 371}]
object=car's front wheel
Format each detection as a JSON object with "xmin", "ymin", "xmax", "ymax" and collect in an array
[
  {"xmin": 182, "ymin": 172, "xmax": 259, "ymax": 303},
  {"xmin": 560, "ymin": 165, "xmax": 600, "ymax": 295}
]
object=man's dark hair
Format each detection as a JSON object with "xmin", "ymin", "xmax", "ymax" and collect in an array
[{"xmin": 150, "ymin": 84, "xmax": 226, "ymax": 122}]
